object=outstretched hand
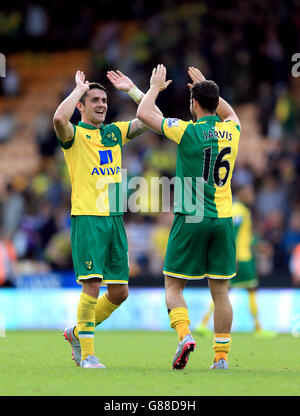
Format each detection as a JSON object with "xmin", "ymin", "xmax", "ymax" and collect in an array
[
  {"xmin": 107, "ymin": 70, "xmax": 135, "ymax": 92},
  {"xmin": 75, "ymin": 70, "xmax": 89, "ymax": 92},
  {"xmin": 150, "ymin": 64, "xmax": 172, "ymax": 92},
  {"xmin": 187, "ymin": 66, "xmax": 206, "ymax": 89}
]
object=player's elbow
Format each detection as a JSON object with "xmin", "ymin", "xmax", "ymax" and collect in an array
[
  {"xmin": 53, "ymin": 112, "xmax": 64, "ymax": 128},
  {"xmin": 53, "ymin": 109, "xmax": 69, "ymax": 129}
]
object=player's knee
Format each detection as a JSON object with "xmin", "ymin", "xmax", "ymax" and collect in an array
[
  {"xmin": 82, "ymin": 278, "xmax": 101, "ymax": 298},
  {"xmin": 108, "ymin": 285, "xmax": 129, "ymax": 305},
  {"xmin": 118, "ymin": 288, "xmax": 129, "ymax": 304},
  {"xmin": 209, "ymin": 278, "xmax": 229, "ymax": 300}
]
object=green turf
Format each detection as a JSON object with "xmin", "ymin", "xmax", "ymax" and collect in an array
[{"xmin": 0, "ymin": 330, "xmax": 299, "ymax": 396}]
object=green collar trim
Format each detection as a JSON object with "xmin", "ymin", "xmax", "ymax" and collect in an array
[
  {"xmin": 78, "ymin": 121, "xmax": 104, "ymax": 130},
  {"xmin": 196, "ymin": 115, "xmax": 220, "ymax": 123}
]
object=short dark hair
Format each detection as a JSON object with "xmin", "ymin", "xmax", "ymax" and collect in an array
[
  {"xmin": 80, "ymin": 82, "xmax": 107, "ymax": 104},
  {"xmin": 190, "ymin": 80, "xmax": 219, "ymax": 113}
]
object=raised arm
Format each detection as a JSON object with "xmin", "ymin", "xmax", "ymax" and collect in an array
[
  {"xmin": 136, "ymin": 64, "xmax": 172, "ymax": 134},
  {"xmin": 107, "ymin": 70, "xmax": 164, "ymax": 138},
  {"xmin": 188, "ymin": 66, "xmax": 241, "ymax": 127},
  {"xmin": 53, "ymin": 71, "xmax": 89, "ymax": 142},
  {"xmin": 107, "ymin": 70, "xmax": 163, "ymax": 115}
]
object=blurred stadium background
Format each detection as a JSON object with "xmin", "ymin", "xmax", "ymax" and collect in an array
[{"xmin": 1, "ymin": 0, "xmax": 300, "ymax": 334}]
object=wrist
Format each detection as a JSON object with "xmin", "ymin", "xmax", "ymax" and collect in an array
[
  {"xmin": 127, "ymin": 85, "xmax": 144, "ymax": 103},
  {"xmin": 150, "ymin": 85, "xmax": 160, "ymax": 93},
  {"xmin": 75, "ymin": 84, "xmax": 89, "ymax": 95}
]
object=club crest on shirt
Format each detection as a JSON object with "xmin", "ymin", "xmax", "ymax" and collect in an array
[
  {"xmin": 167, "ymin": 118, "xmax": 179, "ymax": 127},
  {"xmin": 106, "ymin": 132, "xmax": 117, "ymax": 142},
  {"xmin": 101, "ymin": 131, "xmax": 118, "ymax": 146}
]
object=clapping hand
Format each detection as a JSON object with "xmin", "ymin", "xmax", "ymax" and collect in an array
[
  {"xmin": 75, "ymin": 70, "xmax": 89, "ymax": 92},
  {"xmin": 150, "ymin": 64, "xmax": 172, "ymax": 92},
  {"xmin": 107, "ymin": 70, "xmax": 135, "ymax": 92},
  {"xmin": 187, "ymin": 66, "xmax": 206, "ymax": 89}
]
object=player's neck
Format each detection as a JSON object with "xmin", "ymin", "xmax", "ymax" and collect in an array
[
  {"xmin": 81, "ymin": 117, "xmax": 103, "ymax": 129},
  {"xmin": 195, "ymin": 110, "xmax": 216, "ymax": 121}
]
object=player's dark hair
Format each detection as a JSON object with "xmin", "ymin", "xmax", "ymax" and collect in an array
[
  {"xmin": 190, "ymin": 81, "xmax": 219, "ymax": 114},
  {"xmin": 80, "ymin": 83, "xmax": 107, "ymax": 104}
]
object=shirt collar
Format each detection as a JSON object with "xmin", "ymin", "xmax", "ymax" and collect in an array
[
  {"xmin": 78, "ymin": 121, "xmax": 104, "ymax": 130},
  {"xmin": 196, "ymin": 115, "xmax": 220, "ymax": 123}
]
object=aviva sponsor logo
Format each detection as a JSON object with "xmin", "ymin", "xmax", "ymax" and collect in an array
[
  {"xmin": 91, "ymin": 149, "xmax": 120, "ymax": 175},
  {"xmin": 91, "ymin": 166, "xmax": 121, "ymax": 175},
  {"xmin": 99, "ymin": 149, "xmax": 113, "ymax": 165}
]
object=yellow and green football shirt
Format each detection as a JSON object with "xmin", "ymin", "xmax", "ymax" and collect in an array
[
  {"xmin": 232, "ymin": 200, "xmax": 253, "ymax": 262},
  {"xmin": 57, "ymin": 120, "xmax": 132, "ymax": 216},
  {"xmin": 161, "ymin": 115, "xmax": 240, "ymax": 217}
]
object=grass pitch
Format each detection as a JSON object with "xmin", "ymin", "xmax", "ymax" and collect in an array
[{"xmin": 0, "ymin": 330, "xmax": 299, "ymax": 396}]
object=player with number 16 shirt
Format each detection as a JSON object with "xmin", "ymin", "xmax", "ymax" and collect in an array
[{"xmin": 136, "ymin": 64, "xmax": 241, "ymax": 371}]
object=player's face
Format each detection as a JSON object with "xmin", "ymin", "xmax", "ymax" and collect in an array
[{"xmin": 82, "ymin": 89, "xmax": 108, "ymax": 125}]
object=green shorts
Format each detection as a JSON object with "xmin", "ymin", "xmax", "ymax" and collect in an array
[
  {"xmin": 230, "ymin": 259, "xmax": 258, "ymax": 289},
  {"xmin": 163, "ymin": 214, "xmax": 236, "ymax": 280},
  {"xmin": 71, "ymin": 215, "xmax": 129, "ymax": 285}
]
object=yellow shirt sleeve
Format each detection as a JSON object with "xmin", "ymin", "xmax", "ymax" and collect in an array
[
  {"xmin": 57, "ymin": 124, "xmax": 76, "ymax": 150},
  {"xmin": 220, "ymin": 120, "xmax": 241, "ymax": 153},
  {"xmin": 224, "ymin": 120, "xmax": 241, "ymax": 133},
  {"xmin": 161, "ymin": 118, "xmax": 191, "ymax": 144},
  {"xmin": 113, "ymin": 121, "xmax": 131, "ymax": 146}
]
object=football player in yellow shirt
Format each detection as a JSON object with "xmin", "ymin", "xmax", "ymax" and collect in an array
[{"xmin": 53, "ymin": 69, "xmax": 162, "ymax": 368}]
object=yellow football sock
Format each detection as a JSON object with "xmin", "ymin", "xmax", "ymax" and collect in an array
[
  {"xmin": 169, "ymin": 307, "xmax": 191, "ymax": 341},
  {"xmin": 249, "ymin": 290, "xmax": 261, "ymax": 331},
  {"xmin": 202, "ymin": 302, "xmax": 214, "ymax": 326},
  {"xmin": 73, "ymin": 293, "xmax": 120, "ymax": 339},
  {"xmin": 95, "ymin": 293, "xmax": 120, "ymax": 326},
  {"xmin": 213, "ymin": 333, "xmax": 231, "ymax": 362},
  {"xmin": 77, "ymin": 292, "xmax": 97, "ymax": 361}
]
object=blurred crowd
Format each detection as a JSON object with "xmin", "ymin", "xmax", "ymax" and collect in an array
[{"xmin": 1, "ymin": 0, "xmax": 300, "ymax": 286}]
